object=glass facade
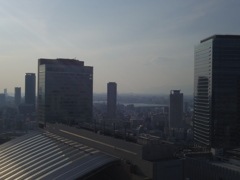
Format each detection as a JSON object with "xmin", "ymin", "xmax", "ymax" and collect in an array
[
  {"xmin": 194, "ymin": 35, "xmax": 240, "ymax": 148},
  {"xmin": 38, "ymin": 59, "xmax": 93, "ymax": 125},
  {"xmin": 194, "ymin": 39, "xmax": 212, "ymax": 147}
]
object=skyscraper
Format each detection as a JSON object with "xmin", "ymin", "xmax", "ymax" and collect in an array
[
  {"xmin": 194, "ymin": 35, "xmax": 240, "ymax": 148},
  {"xmin": 14, "ymin": 87, "xmax": 21, "ymax": 106},
  {"xmin": 169, "ymin": 90, "xmax": 183, "ymax": 129},
  {"xmin": 107, "ymin": 82, "xmax": 117, "ymax": 119},
  {"xmin": 38, "ymin": 58, "xmax": 93, "ymax": 126},
  {"xmin": 25, "ymin": 73, "xmax": 36, "ymax": 106}
]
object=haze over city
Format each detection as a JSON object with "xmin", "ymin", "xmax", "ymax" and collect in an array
[{"xmin": 0, "ymin": 0, "xmax": 239, "ymax": 95}]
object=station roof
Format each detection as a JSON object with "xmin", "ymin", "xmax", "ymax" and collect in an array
[{"xmin": 0, "ymin": 130, "xmax": 118, "ymax": 180}]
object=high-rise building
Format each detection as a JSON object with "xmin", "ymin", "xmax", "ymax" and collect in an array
[
  {"xmin": 169, "ymin": 90, "xmax": 183, "ymax": 129},
  {"xmin": 14, "ymin": 87, "xmax": 21, "ymax": 106},
  {"xmin": 25, "ymin": 73, "xmax": 36, "ymax": 105},
  {"xmin": 38, "ymin": 58, "xmax": 93, "ymax": 125},
  {"xmin": 194, "ymin": 35, "xmax": 240, "ymax": 148},
  {"xmin": 107, "ymin": 82, "xmax": 117, "ymax": 119}
]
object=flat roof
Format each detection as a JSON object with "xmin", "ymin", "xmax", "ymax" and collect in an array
[
  {"xmin": 38, "ymin": 58, "xmax": 85, "ymax": 66},
  {"xmin": 201, "ymin": 35, "xmax": 240, "ymax": 43}
]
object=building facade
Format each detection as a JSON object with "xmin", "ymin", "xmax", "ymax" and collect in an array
[
  {"xmin": 194, "ymin": 35, "xmax": 240, "ymax": 148},
  {"xmin": 169, "ymin": 90, "xmax": 183, "ymax": 129},
  {"xmin": 25, "ymin": 73, "xmax": 36, "ymax": 106},
  {"xmin": 14, "ymin": 87, "xmax": 21, "ymax": 106},
  {"xmin": 107, "ymin": 82, "xmax": 117, "ymax": 119},
  {"xmin": 37, "ymin": 58, "xmax": 93, "ymax": 125}
]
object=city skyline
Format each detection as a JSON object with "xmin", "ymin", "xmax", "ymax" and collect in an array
[{"xmin": 0, "ymin": 1, "xmax": 240, "ymax": 95}]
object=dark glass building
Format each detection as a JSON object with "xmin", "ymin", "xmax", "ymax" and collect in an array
[
  {"xmin": 107, "ymin": 82, "xmax": 117, "ymax": 119},
  {"xmin": 194, "ymin": 35, "xmax": 240, "ymax": 148},
  {"xmin": 169, "ymin": 90, "xmax": 183, "ymax": 129},
  {"xmin": 25, "ymin": 73, "xmax": 36, "ymax": 105},
  {"xmin": 38, "ymin": 58, "xmax": 93, "ymax": 125}
]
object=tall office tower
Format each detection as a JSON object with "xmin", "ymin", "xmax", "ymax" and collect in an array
[
  {"xmin": 25, "ymin": 73, "xmax": 36, "ymax": 105},
  {"xmin": 194, "ymin": 35, "xmax": 240, "ymax": 148},
  {"xmin": 14, "ymin": 87, "xmax": 21, "ymax": 106},
  {"xmin": 38, "ymin": 58, "xmax": 93, "ymax": 125},
  {"xmin": 107, "ymin": 82, "xmax": 117, "ymax": 119},
  {"xmin": 169, "ymin": 90, "xmax": 183, "ymax": 129}
]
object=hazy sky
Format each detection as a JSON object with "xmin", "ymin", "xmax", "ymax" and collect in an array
[{"xmin": 0, "ymin": 0, "xmax": 239, "ymax": 95}]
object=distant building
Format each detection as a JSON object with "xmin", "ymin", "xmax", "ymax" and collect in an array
[
  {"xmin": 183, "ymin": 101, "xmax": 188, "ymax": 113},
  {"xmin": 25, "ymin": 73, "xmax": 36, "ymax": 106},
  {"xmin": 130, "ymin": 118, "xmax": 144, "ymax": 128},
  {"xmin": 194, "ymin": 35, "xmax": 240, "ymax": 148},
  {"xmin": 162, "ymin": 106, "xmax": 169, "ymax": 114},
  {"xmin": 107, "ymin": 82, "xmax": 117, "ymax": 119},
  {"xmin": 151, "ymin": 113, "xmax": 168, "ymax": 131},
  {"xmin": 37, "ymin": 58, "xmax": 93, "ymax": 125},
  {"xmin": 4, "ymin": 88, "xmax": 7, "ymax": 96},
  {"xmin": 169, "ymin": 90, "xmax": 183, "ymax": 129},
  {"xmin": 126, "ymin": 104, "xmax": 134, "ymax": 111},
  {"xmin": 19, "ymin": 103, "xmax": 35, "ymax": 115},
  {"xmin": 14, "ymin": 87, "xmax": 21, "ymax": 106},
  {"xmin": 0, "ymin": 93, "xmax": 6, "ymax": 106}
]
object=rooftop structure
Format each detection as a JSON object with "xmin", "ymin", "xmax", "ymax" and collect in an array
[{"xmin": 0, "ymin": 131, "xmax": 117, "ymax": 180}]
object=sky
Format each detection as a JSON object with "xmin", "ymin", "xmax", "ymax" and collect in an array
[{"xmin": 0, "ymin": 0, "xmax": 239, "ymax": 95}]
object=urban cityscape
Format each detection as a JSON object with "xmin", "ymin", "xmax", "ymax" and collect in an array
[{"xmin": 1, "ymin": 1, "xmax": 240, "ymax": 180}]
